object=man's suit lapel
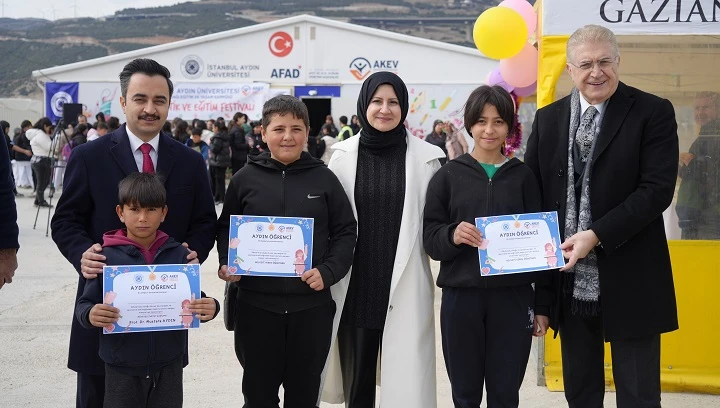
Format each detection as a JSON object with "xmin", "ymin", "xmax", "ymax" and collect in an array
[
  {"xmin": 156, "ymin": 133, "xmax": 176, "ymax": 177},
  {"xmin": 110, "ymin": 125, "xmax": 139, "ymax": 176},
  {"xmin": 594, "ymin": 82, "xmax": 633, "ymax": 161}
]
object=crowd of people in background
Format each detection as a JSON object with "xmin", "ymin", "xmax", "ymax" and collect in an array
[
  {"xmin": 1, "ymin": 113, "xmax": 121, "ymax": 209},
  {"xmin": 2, "ymin": 102, "xmax": 467, "ymax": 212}
]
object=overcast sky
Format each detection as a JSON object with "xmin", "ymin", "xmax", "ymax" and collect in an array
[{"xmin": 1, "ymin": 0, "xmax": 200, "ymax": 20}]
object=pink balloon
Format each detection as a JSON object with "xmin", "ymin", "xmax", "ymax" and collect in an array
[
  {"xmin": 499, "ymin": 0, "xmax": 537, "ymax": 36},
  {"xmin": 514, "ymin": 81, "xmax": 537, "ymax": 97},
  {"xmin": 487, "ymin": 68, "xmax": 515, "ymax": 93},
  {"xmin": 500, "ymin": 43, "xmax": 538, "ymax": 88}
]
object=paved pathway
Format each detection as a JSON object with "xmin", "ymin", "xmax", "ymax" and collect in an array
[{"xmin": 1, "ymin": 187, "xmax": 717, "ymax": 407}]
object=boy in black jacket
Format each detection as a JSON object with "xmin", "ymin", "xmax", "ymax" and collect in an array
[
  {"xmin": 423, "ymin": 85, "xmax": 551, "ymax": 408},
  {"xmin": 76, "ymin": 172, "xmax": 219, "ymax": 408},
  {"xmin": 216, "ymin": 95, "xmax": 357, "ymax": 407}
]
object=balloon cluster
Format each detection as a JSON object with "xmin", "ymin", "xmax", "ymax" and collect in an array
[{"xmin": 474, "ymin": 0, "xmax": 538, "ymax": 97}]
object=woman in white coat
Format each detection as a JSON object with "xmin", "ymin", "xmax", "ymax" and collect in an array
[{"xmin": 322, "ymin": 71, "xmax": 445, "ymax": 408}]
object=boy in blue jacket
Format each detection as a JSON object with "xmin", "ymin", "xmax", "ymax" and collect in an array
[{"xmin": 76, "ymin": 172, "xmax": 219, "ymax": 408}]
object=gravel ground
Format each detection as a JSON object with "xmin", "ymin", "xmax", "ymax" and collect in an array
[{"xmin": 1, "ymin": 186, "xmax": 718, "ymax": 407}]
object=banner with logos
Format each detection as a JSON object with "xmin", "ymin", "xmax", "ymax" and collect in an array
[
  {"xmin": 46, "ymin": 82, "xmax": 272, "ymax": 124},
  {"xmin": 169, "ymin": 82, "xmax": 270, "ymax": 121},
  {"xmin": 543, "ymin": 0, "xmax": 720, "ymax": 35}
]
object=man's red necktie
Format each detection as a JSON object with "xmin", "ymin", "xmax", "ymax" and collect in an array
[{"xmin": 139, "ymin": 143, "xmax": 155, "ymax": 174}]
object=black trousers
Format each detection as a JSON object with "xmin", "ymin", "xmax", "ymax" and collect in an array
[
  {"xmin": 440, "ymin": 286, "xmax": 534, "ymax": 408},
  {"xmin": 560, "ymin": 296, "xmax": 661, "ymax": 408},
  {"xmin": 103, "ymin": 359, "xmax": 183, "ymax": 408},
  {"xmin": 76, "ymin": 372, "xmax": 105, "ymax": 408},
  {"xmin": 234, "ymin": 300, "xmax": 335, "ymax": 408},
  {"xmin": 212, "ymin": 166, "xmax": 227, "ymax": 202},
  {"xmin": 31, "ymin": 157, "xmax": 51, "ymax": 204},
  {"xmin": 338, "ymin": 325, "xmax": 383, "ymax": 408},
  {"xmin": 232, "ymin": 157, "xmax": 247, "ymax": 176}
]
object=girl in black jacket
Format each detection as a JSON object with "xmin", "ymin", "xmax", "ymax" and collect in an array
[
  {"xmin": 209, "ymin": 122, "xmax": 231, "ymax": 204},
  {"xmin": 423, "ymin": 85, "xmax": 550, "ymax": 408},
  {"xmin": 216, "ymin": 95, "xmax": 357, "ymax": 407}
]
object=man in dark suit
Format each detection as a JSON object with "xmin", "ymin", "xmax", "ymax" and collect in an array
[
  {"xmin": 51, "ymin": 58, "xmax": 216, "ymax": 408},
  {"xmin": 525, "ymin": 25, "xmax": 679, "ymax": 408},
  {"xmin": 0, "ymin": 124, "xmax": 19, "ymax": 290}
]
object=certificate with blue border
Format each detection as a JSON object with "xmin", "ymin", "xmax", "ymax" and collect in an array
[
  {"xmin": 228, "ymin": 215, "xmax": 314, "ymax": 278},
  {"xmin": 102, "ymin": 264, "xmax": 201, "ymax": 334},
  {"xmin": 474, "ymin": 211, "xmax": 565, "ymax": 276}
]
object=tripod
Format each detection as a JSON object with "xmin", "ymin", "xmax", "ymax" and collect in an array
[{"xmin": 33, "ymin": 119, "xmax": 71, "ymax": 237}]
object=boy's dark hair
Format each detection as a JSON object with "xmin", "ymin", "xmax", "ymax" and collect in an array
[
  {"xmin": 107, "ymin": 116, "xmax": 120, "ymax": 131},
  {"xmin": 21, "ymin": 120, "xmax": 32, "ymax": 129},
  {"xmin": 118, "ymin": 172, "xmax": 166, "ymax": 208},
  {"xmin": 261, "ymin": 95, "xmax": 310, "ymax": 130},
  {"xmin": 76, "ymin": 123, "xmax": 89, "ymax": 135},
  {"xmin": 196, "ymin": 120, "xmax": 207, "ymax": 131},
  {"xmin": 250, "ymin": 120, "xmax": 261, "ymax": 129},
  {"xmin": 162, "ymin": 121, "xmax": 171, "ymax": 133},
  {"xmin": 191, "ymin": 127, "xmax": 203, "ymax": 136},
  {"xmin": 119, "ymin": 58, "xmax": 174, "ymax": 99},
  {"xmin": 339, "ymin": 116, "xmax": 348, "ymax": 125},
  {"xmin": 463, "ymin": 85, "xmax": 515, "ymax": 135},
  {"xmin": 97, "ymin": 123, "xmax": 109, "ymax": 130}
]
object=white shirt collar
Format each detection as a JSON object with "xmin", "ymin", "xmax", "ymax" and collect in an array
[
  {"xmin": 126, "ymin": 126, "xmax": 160, "ymax": 153},
  {"xmin": 579, "ymin": 94, "xmax": 607, "ymax": 118}
]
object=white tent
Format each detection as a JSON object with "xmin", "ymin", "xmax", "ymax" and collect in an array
[{"xmin": 33, "ymin": 14, "xmax": 496, "ymax": 138}]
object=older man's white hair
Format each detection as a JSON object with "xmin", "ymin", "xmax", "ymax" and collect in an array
[{"xmin": 566, "ymin": 25, "xmax": 619, "ymax": 63}]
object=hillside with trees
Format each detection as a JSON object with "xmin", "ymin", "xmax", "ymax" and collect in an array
[{"xmin": 0, "ymin": 0, "xmax": 497, "ymax": 97}]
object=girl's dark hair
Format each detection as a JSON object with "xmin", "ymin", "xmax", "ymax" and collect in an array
[
  {"xmin": 463, "ymin": 85, "xmax": 515, "ymax": 135},
  {"xmin": 214, "ymin": 122, "xmax": 228, "ymax": 133},
  {"xmin": 34, "ymin": 117, "xmax": 53, "ymax": 130},
  {"xmin": 118, "ymin": 172, "xmax": 166, "ymax": 208},
  {"xmin": 162, "ymin": 121, "xmax": 172, "ymax": 133},
  {"xmin": 174, "ymin": 120, "xmax": 189, "ymax": 141}
]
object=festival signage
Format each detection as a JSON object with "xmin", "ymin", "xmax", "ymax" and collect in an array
[{"xmin": 544, "ymin": 0, "xmax": 720, "ymax": 36}]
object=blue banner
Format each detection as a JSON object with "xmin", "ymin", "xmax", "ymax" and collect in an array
[{"xmin": 45, "ymin": 82, "xmax": 79, "ymax": 124}]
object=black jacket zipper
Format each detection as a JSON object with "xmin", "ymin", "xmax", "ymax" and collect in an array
[{"xmin": 282, "ymin": 170, "xmax": 288, "ymax": 314}]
